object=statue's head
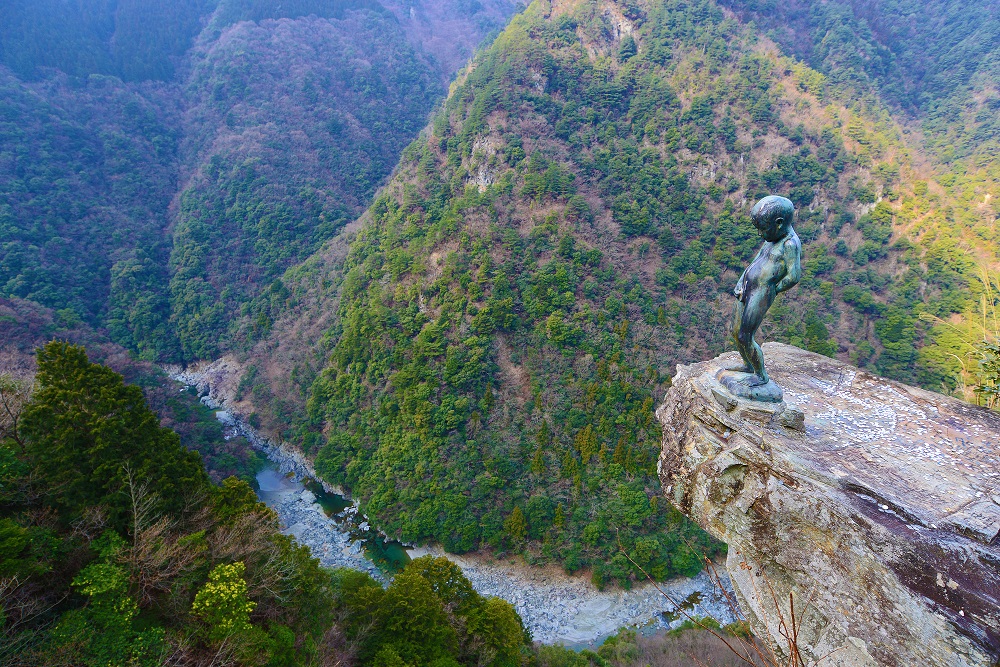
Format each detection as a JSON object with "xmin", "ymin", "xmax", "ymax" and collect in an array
[{"xmin": 750, "ymin": 195, "xmax": 795, "ymax": 242}]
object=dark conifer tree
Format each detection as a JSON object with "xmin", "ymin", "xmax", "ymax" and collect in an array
[{"xmin": 20, "ymin": 341, "xmax": 208, "ymax": 530}]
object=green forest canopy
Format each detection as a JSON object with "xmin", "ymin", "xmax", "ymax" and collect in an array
[
  {"xmin": 1, "ymin": 342, "xmax": 538, "ymax": 666},
  {"xmin": 3, "ymin": 340, "xmax": 747, "ymax": 665},
  {"xmin": 0, "ymin": 1, "xmax": 497, "ymax": 361},
  {"xmin": 297, "ymin": 0, "xmax": 998, "ymax": 582}
]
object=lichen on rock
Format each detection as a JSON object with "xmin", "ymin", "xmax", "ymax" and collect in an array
[{"xmin": 657, "ymin": 342, "xmax": 1000, "ymax": 667}]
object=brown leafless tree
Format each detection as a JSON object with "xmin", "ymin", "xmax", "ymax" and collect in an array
[
  {"xmin": 0, "ymin": 354, "xmax": 35, "ymax": 452},
  {"xmin": 122, "ymin": 465, "xmax": 203, "ymax": 607},
  {"xmin": 0, "ymin": 576, "xmax": 66, "ymax": 665},
  {"xmin": 618, "ymin": 532, "xmax": 841, "ymax": 667}
]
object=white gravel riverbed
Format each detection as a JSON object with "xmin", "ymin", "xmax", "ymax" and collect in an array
[
  {"xmin": 406, "ymin": 546, "xmax": 738, "ymax": 646},
  {"xmin": 255, "ymin": 467, "xmax": 386, "ymax": 582}
]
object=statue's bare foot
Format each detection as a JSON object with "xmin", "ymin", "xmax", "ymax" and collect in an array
[
  {"xmin": 725, "ymin": 363, "xmax": 753, "ymax": 373},
  {"xmin": 738, "ymin": 374, "xmax": 768, "ymax": 388},
  {"xmin": 716, "ymin": 367, "xmax": 783, "ymax": 404}
]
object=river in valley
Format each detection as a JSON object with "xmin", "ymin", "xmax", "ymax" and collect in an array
[
  {"xmin": 255, "ymin": 464, "xmax": 410, "ymax": 580},
  {"xmin": 170, "ymin": 364, "xmax": 738, "ymax": 646},
  {"xmin": 252, "ymin": 461, "xmax": 739, "ymax": 646}
]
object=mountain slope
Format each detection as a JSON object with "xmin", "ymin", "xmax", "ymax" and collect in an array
[
  {"xmin": 286, "ymin": 0, "xmax": 998, "ymax": 583},
  {"xmin": 720, "ymin": 0, "xmax": 1000, "ymax": 163},
  {"xmin": 167, "ymin": 9, "xmax": 444, "ymax": 359},
  {"xmin": 0, "ymin": 71, "xmax": 179, "ymax": 333},
  {"xmin": 0, "ymin": 0, "xmax": 519, "ymax": 361},
  {"xmin": 0, "ymin": 0, "xmax": 215, "ymax": 81}
]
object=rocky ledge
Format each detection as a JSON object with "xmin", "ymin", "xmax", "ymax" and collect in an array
[{"xmin": 657, "ymin": 343, "xmax": 1000, "ymax": 667}]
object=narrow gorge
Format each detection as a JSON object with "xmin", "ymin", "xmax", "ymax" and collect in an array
[{"xmin": 169, "ymin": 359, "xmax": 739, "ymax": 646}]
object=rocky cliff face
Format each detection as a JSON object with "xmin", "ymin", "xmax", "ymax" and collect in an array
[{"xmin": 657, "ymin": 343, "xmax": 1000, "ymax": 667}]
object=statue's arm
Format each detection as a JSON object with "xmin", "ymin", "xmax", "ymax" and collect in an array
[{"xmin": 775, "ymin": 241, "xmax": 802, "ymax": 294}]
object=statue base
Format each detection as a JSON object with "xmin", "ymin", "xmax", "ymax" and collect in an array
[{"xmin": 715, "ymin": 369, "xmax": 783, "ymax": 403}]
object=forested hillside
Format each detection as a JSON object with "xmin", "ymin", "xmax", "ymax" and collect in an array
[
  {"xmin": 0, "ymin": 0, "xmax": 519, "ymax": 360},
  {"xmin": 721, "ymin": 0, "xmax": 1000, "ymax": 163},
  {"xmin": 0, "ymin": 342, "xmax": 542, "ymax": 665},
  {"xmin": 0, "ymin": 71, "xmax": 179, "ymax": 332},
  {"xmin": 720, "ymin": 0, "xmax": 1000, "ymax": 395},
  {"xmin": 245, "ymin": 0, "xmax": 1000, "ymax": 584},
  {"xmin": 2, "ymin": 335, "xmax": 742, "ymax": 665},
  {"xmin": 166, "ymin": 9, "xmax": 444, "ymax": 359},
  {"xmin": 4, "ymin": 0, "xmax": 999, "ymax": 597},
  {"xmin": 0, "ymin": 0, "xmax": 214, "ymax": 81},
  {"xmin": 0, "ymin": 0, "xmax": 515, "ymax": 83}
]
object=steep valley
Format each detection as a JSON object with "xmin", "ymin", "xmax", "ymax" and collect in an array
[
  {"xmin": 239, "ymin": 0, "xmax": 1000, "ymax": 586},
  {"xmin": 6, "ymin": 0, "xmax": 997, "ymax": 587},
  {"xmin": 2, "ymin": 0, "xmax": 1000, "ymax": 664},
  {"xmin": 168, "ymin": 363, "xmax": 741, "ymax": 646}
]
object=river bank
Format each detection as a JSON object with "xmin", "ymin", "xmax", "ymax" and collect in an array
[
  {"xmin": 168, "ymin": 362, "xmax": 739, "ymax": 645},
  {"xmin": 407, "ymin": 545, "xmax": 737, "ymax": 646},
  {"xmin": 253, "ymin": 451, "xmax": 739, "ymax": 646},
  {"xmin": 255, "ymin": 466, "xmax": 387, "ymax": 582}
]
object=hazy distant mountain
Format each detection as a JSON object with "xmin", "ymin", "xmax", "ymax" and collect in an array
[{"xmin": 0, "ymin": 0, "xmax": 519, "ymax": 359}]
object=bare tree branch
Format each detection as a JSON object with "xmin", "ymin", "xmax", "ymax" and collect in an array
[{"xmin": 0, "ymin": 355, "xmax": 35, "ymax": 453}]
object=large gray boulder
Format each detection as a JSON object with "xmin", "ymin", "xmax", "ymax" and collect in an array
[{"xmin": 657, "ymin": 343, "xmax": 999, "ymax": 667}]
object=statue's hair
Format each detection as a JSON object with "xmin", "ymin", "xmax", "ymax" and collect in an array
[{"xmin": 751, "ymin": 195, "xmax": 794, "ymax": 225}]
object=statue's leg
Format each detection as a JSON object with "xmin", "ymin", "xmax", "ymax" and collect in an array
[
  {"xmin": 729, "ymin": 300, "xmax": 754, "ymax": 373},
  {"xmin": 737, "ymin": 289, "xmax": 774, "ymax": 385}
]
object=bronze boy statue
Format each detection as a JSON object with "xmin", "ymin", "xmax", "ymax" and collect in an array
[{"xmin": 717, "ymin": 195, "xmax": 802, "ymax": 403}]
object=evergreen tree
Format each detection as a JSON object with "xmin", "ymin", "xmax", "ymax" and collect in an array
[
  {"xmin": 20, "ymin": 341, "xmax": 208, "ymax": 530},
  {"xmin": 504, "ymin": 507, "xmax": 527, "ymax": 544}
]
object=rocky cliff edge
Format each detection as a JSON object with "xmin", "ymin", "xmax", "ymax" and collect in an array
[{"xmin": 657, "ymin": 342, "xmax": 999, "ymax": 667}]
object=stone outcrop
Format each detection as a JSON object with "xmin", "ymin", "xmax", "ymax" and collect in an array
[{"xmin": 657, "ymin": 343, "xmax": 1000, "ymax": 667}]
